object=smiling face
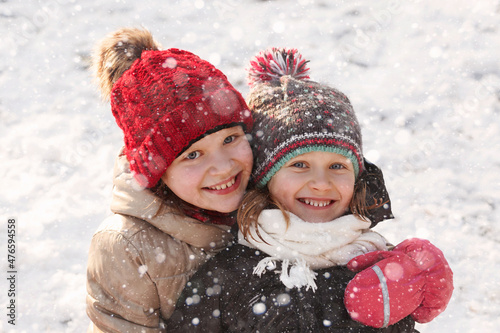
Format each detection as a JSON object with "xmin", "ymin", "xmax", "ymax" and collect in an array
[
  {"xmin": 161, "ymin": 126, "xmax": 253, "ymax": 213},
  {"xmin": 267, "ymin": 151, "xmax": 355, "ymax": 223}
]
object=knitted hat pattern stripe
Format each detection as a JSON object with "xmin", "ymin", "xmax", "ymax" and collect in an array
[
  {"xmin": 246, "ymin": 48, "xmax": 364, "ymax": 188},
  {"xmin": 254, "ymin": 134, "xmax": 362, "ymax": 187}
]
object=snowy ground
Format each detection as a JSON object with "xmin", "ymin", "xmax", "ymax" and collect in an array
[{"xmin": 1, "ymin": 0, "xmax": 499, "ymax": 332}]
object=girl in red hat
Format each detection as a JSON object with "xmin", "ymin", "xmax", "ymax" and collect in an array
[{"xmin": 86, "ymin": 28, "xmax": 253, "ymax": 332}]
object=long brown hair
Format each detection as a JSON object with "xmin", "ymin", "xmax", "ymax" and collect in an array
[{"xmin": 237, "ymin": 174, "xmax": 386, "ymax": 243}]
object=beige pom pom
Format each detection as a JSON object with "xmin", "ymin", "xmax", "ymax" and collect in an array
[{"xmin": 91, "ymin": 27, "xmax": 161, "ymax": 100}]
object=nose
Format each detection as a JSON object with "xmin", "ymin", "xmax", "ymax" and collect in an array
[
  {"xmin": 208, "ymin": 149, "xmax": 234, "ymax": 176},
  {"xmin": 308, "ymin": 169, "xmax": 332, "ymax": 192}
]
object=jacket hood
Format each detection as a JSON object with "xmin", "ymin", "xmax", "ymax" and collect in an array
[{"xmin": 109, "ymin": 149, "xmax": 233, "ymax": 249}]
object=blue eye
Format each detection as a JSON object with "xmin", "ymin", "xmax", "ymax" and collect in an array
[
  {"xmin": 292, "ymin": 162, "xmax": 306, "ymax": 168},
  {"xmin": 330, "ymin": 163, "xmax": 344, "ymax": 170},
  {"xmin": 224, "ymin": 135, "xmax": 235, "ymax": 144},
  {"xmin": 186, "ymin": 151, "xmax": 201, "ymax": 160}
]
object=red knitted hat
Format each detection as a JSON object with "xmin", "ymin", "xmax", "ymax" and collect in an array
[{"xmin": 94, "ymin": 29, "xmax": 253, "ymax": 188}]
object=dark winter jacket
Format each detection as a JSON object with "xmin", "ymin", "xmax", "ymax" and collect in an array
[{"xmin": 166, "ymin": 244, "xmax": 418, "ymax": 333}]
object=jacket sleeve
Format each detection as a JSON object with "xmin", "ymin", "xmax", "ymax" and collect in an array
[{"xmin": 86, "ymin": 229, "xmax": 165, "ymax": 333}]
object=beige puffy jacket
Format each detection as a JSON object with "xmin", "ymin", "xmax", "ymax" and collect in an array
[{"xmin": 86, "ymin": 153, "xmax": 234, "ymax": 332}]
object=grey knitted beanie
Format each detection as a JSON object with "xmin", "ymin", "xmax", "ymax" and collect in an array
[
  {"xmin": 247, "ymin": 48, "xmax": 363, "ymax": 188},
  {"xmin": 246, "ymin": 47, "xmax": 394, "ymax": 226}
]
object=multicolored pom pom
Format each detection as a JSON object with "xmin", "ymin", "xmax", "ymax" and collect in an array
[{"xmin": 247, "ymin": 47, "xmax": 310, "ymax": 87}]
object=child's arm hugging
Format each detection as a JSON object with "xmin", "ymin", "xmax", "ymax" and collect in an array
[{"xmin": 344, "ymin": 238, "xmax": 453, "ymax": 328}]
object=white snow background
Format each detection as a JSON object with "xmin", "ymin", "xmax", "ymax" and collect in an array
[{"xmin": 1, "ymin": 0, "xmax": 499, "ymax": 332}]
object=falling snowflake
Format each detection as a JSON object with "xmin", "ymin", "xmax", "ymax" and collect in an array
[
  {"xmin": 252, "ymin": 302, "xmax": 267, "ymax": 315},
  {"xmin": 276, "ymin": 293, "xmax": 291, "ymax": 306},
  {"xmin": 138, "ymin": 265, "xmax": 148, "ymax": 277}
]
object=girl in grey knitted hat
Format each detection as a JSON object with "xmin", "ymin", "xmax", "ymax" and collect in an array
[{"xmin": 166, "ymin": 48, "xmax": 453, "ymax": 332}]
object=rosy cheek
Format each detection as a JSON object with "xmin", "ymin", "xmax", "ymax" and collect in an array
[
  {"xmin": 337, "ymin": 183, "xmax": 352, "ymax": 192},
  {"xmin": 183, "ymin": 169, "xmax": 202, "ymax": 183},
  {"xmin": 269, "ymin": 186, "xmax": 290, "ymax": 206},
  {"xmin": 235, "ymin": 143, "xmax": 253, "ymax": 169},
  {"xmin": 170, "ymin": 166, "xmax": 198, "ymax": 185}
]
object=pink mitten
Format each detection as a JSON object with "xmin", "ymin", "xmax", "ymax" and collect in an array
[{"xmin": 344, "ymin": 238, "xmax": 453, "ymax": 327}]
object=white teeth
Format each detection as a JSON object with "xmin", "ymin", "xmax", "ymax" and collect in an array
[
  {"xmin": 209, "ymin": 177, "xmax": 236, "ymax": 191},
  {"xmin": 302, "ymin": 199, "xmax": 331, "ymax": 207}
]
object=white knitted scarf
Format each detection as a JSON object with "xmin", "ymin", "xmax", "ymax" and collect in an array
[{"xmin": 238, "ymin": 209, "xmax": 388, "ymax": 292}]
